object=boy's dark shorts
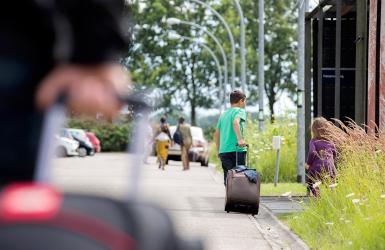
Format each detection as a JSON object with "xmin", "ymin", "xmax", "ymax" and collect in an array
[{"xmin": 219, "ymin": 151, "xmax": 246, "ymax": 185}]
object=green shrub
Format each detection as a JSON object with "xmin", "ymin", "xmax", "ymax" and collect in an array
[
  {"xmin": 209, "ymin": 117, "xmax": 298, "ymax": 183},
  {"xmin": 68, "ymin": 117, "xmax": 132, "ymax": 152},
  {"xmin": 209, "ymin": 143, "xmax": 221, "ymax": 170},
  {"xmin": 288, "ymin": 122, "xmax": 385, "ymax": 249},
  {"xmin": 204, "ymin": 126, "xmax": 216, "ymax": 142},
  {"xmin": 245, "ymin": 117, "xmax": 297, "ymax": 182}
]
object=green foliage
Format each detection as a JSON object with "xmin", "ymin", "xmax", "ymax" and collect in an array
[
  {"xmin": 288, "ymin": 126, "xmax": 385, "ymax": 249},
  {"xmin": 209, "ymin": 142, "xmax": 222, "ymax": 171},
  {"xmin": 126, "ymin": 0, "xmax": 219, "ymax": 124},
  {"xmin": 126, "ymin": 0, "xmax": 298, "ymax": 123},
  {"xmin": 245, "ymin": 117, "xmax": 297, "ymax": 182},
  {"xmin": 203, "ymin": 126, "xmax": 216, "ymax": 142},
  {"xmin": 263, "ymin": 0, "xmax": 298, "ymax": 122},
  {"xmin": 68, "ymin": 117, "xmax": 132, "ymax": 152},
  {"xmin": 209, "ymin": 116, "xmax": 298, "ymax": 182}
]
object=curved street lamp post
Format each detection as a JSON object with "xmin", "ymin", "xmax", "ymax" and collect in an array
[
  {"xmin": 168, "ymin": 33, "xmax": 225, "ymax": 111},
  {"xmin": 187, "ymin": 0, "xmax": 236, "ymax": 91},
  {"xmin": 167, "ymin": 18, "xmax": 229, "ymax": 100},
  {"xmin": 189, "ymin": 0, "xmax": 246, "ymax": 92},
  {"xmin": 233, "ymin": 0, "xmax": 246, "ymax": 93}
]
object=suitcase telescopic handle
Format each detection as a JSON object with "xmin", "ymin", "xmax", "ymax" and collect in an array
[
  {"xmin": 35, "ymin": 94, "xmax": 152, "ymax": 191},
  {"xmin": 235, "ymin": 144, "xmax": 250, "ymax": 168}
]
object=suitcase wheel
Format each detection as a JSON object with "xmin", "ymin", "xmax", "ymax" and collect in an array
[
  {"xmin": 251, "ymin": 206, "xmax": 259, "ymax": 216},
  {"xmin": 225, "ymin": 204, "xmax": 232, "ymax": 213}
]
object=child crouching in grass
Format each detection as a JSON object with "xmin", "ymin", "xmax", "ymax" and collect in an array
[{"xmin": 306, "ymin": 117, "xmax": 337, "ymax": 197}]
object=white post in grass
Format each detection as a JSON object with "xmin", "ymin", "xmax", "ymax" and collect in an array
[{"xmin": 272, "ymin": 136, "xmax": 282, "ymax": 187}]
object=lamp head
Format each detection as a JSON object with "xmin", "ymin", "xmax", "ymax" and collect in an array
[
  {"xmin": 166, "ymin": 17, "xmax": 181, "ymax": 26},
  {"xmin": 167, "ymin": 31, "xmax": 182, "ymax": 40}
]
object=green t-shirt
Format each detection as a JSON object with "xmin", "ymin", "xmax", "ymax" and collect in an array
[{"xmin": 217, "ymin": 107, "xmax": 247, "ymax": 153}]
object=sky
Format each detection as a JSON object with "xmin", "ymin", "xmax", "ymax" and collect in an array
[{"xmin": 309, "ymin": 0, "xmax": 321, "ymax": 10}]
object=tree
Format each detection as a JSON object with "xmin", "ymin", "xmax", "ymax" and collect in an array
[
  {"xmin": 199, "ymin": 0, "xmax": 298, "ymax": 122},
  {"xmin": 263, "ymin": 0, "xmax": 297, "ymax": 122},
  {"xmin": 126, "ymin": 0, "xmax": 298, "ymax": 124},
  {"xmin": 125, "ymin": 0, "xmax": 221, "ymax": 125}
]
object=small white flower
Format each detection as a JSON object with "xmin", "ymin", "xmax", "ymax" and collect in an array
[
  {"xmin": 364, "ymin": 217, "xmax": 372, "ymax": 221},
  {"xmin": 345, "ymin": 193, "xmax": 355, "ymax": 198},
  {"xmin": 344, "ymin": 220, "xmax": 351, "ymax": 224},
  {"xmin": 381, "ymin": 194, "xmax": 385, "ymax": 199},
  {"xmin": 325, "ymin": 222, "xmax": 334, "ymax": 226},
  {"xmin": 329, "ymin": 183, "xmax": 338, "ymax": 188},
  {"xmin": 352, "ymin": 199, "xmax": 360, "ymax": 204},
  {"xmin": 293, "ymin": 216, "xmax": 299, "ymax": 219},
  {"xmin": 339, "ymin": 217, "xmax": 344, "ymax": 221},
  {"xmin": 281, "ymin": 191, "xmax": 292, "ymax": 197},
  {"xmin": 313, "ymin": 181, "xmax": 322, "ymax": 188},
  {"xmin": 348, "ymin": 241, "xmax": 353, "ymax": 246}
]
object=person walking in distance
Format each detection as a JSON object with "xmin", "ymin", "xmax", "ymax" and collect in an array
[
  {"xmin": 214, "ymin": 90, "xmax": 247, "ymax": 185},
  {"xmin": 178, "ymin": 117, "xmax": 192, "ymax": 171},
  {"xmin": 154, "ymin": 117, "xmax": 172, "ymax": 167}
]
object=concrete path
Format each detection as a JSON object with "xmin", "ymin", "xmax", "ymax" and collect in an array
[{"xmin": 53, "ymin": 153, "xmax": 308, "ymax": 250}]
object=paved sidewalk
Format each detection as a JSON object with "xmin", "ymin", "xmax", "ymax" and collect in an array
[{"xmin": 53, "ymin": 153, "xmax": 308, "ymax": 250}]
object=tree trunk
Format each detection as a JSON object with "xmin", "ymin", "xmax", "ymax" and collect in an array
[
  {"xmin": 268, "ymin": 99, "xmax": 275, "ymax": 123},
  {"xmin": 268, "ymin": 93, "xmax": 276, "ymax": 123}
]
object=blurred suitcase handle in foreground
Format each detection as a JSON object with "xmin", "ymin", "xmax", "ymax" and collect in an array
[{"xmin": 0, "ymin": 93, "xmax": 204, "ymax": 250}]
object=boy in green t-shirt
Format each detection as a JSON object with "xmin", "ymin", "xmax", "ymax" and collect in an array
[{"xmin": 214, "ymin": 90, "xmax": 247, "ymax": 185}]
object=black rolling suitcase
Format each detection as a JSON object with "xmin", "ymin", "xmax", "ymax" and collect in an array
[
  {"xmin": 0, "ymin": 96, "xmax": 203, "ymax": 250},
  {"xmin": 225, "ymin": 145, "xmax": 261, "ymax": 215}
]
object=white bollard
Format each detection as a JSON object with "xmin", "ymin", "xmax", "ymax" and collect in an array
[{"xmin": 272, "ymin": 136, "xmax": 282, "ymax": 187}]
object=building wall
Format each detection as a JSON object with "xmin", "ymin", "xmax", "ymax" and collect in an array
[
  {"xmin": 368, "ymin": 0, "xmax": 385, "ymax": 130},
  {"xmin": 380, "ymin": 0, "xmax": 385, "ymax": 129},
  {"xmin": 367, "ymin": 0, "xmax": 378, "ymax": 130}
]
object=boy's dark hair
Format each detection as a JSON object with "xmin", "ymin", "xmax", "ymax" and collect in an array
[
  {"xmin": 160, "ymin": 117, "xmax": 166, "ymax": 123},
  {"xmin": 179, "ymin": 117, "xmax": 185, "ymax": 124},
  {"xmin": 230, "ymin": 90, "xmax": 246, "ymax": 104}
]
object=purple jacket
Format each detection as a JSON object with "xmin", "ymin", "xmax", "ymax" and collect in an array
[{"xmin": 306, "ymin": 139, "xmax": 337, "ymax": 176}]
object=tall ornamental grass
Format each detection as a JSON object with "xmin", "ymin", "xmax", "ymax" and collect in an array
[{"xmin": 289, "ymin": 121, "xmax": 385, "ymax": 250}]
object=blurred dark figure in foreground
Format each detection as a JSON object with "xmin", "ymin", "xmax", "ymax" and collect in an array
[
  {"xmin": 0, "ymin": 2, "xmax": 204, "ymax": 250},
  {"xmin": 0, "ymin": 0, "xmax": 130, "ymax": 185}
]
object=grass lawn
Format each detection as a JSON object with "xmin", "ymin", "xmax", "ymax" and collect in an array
[{"xmin": 261, "ymin": 183, "xmax": 307, "ymax": 196}]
